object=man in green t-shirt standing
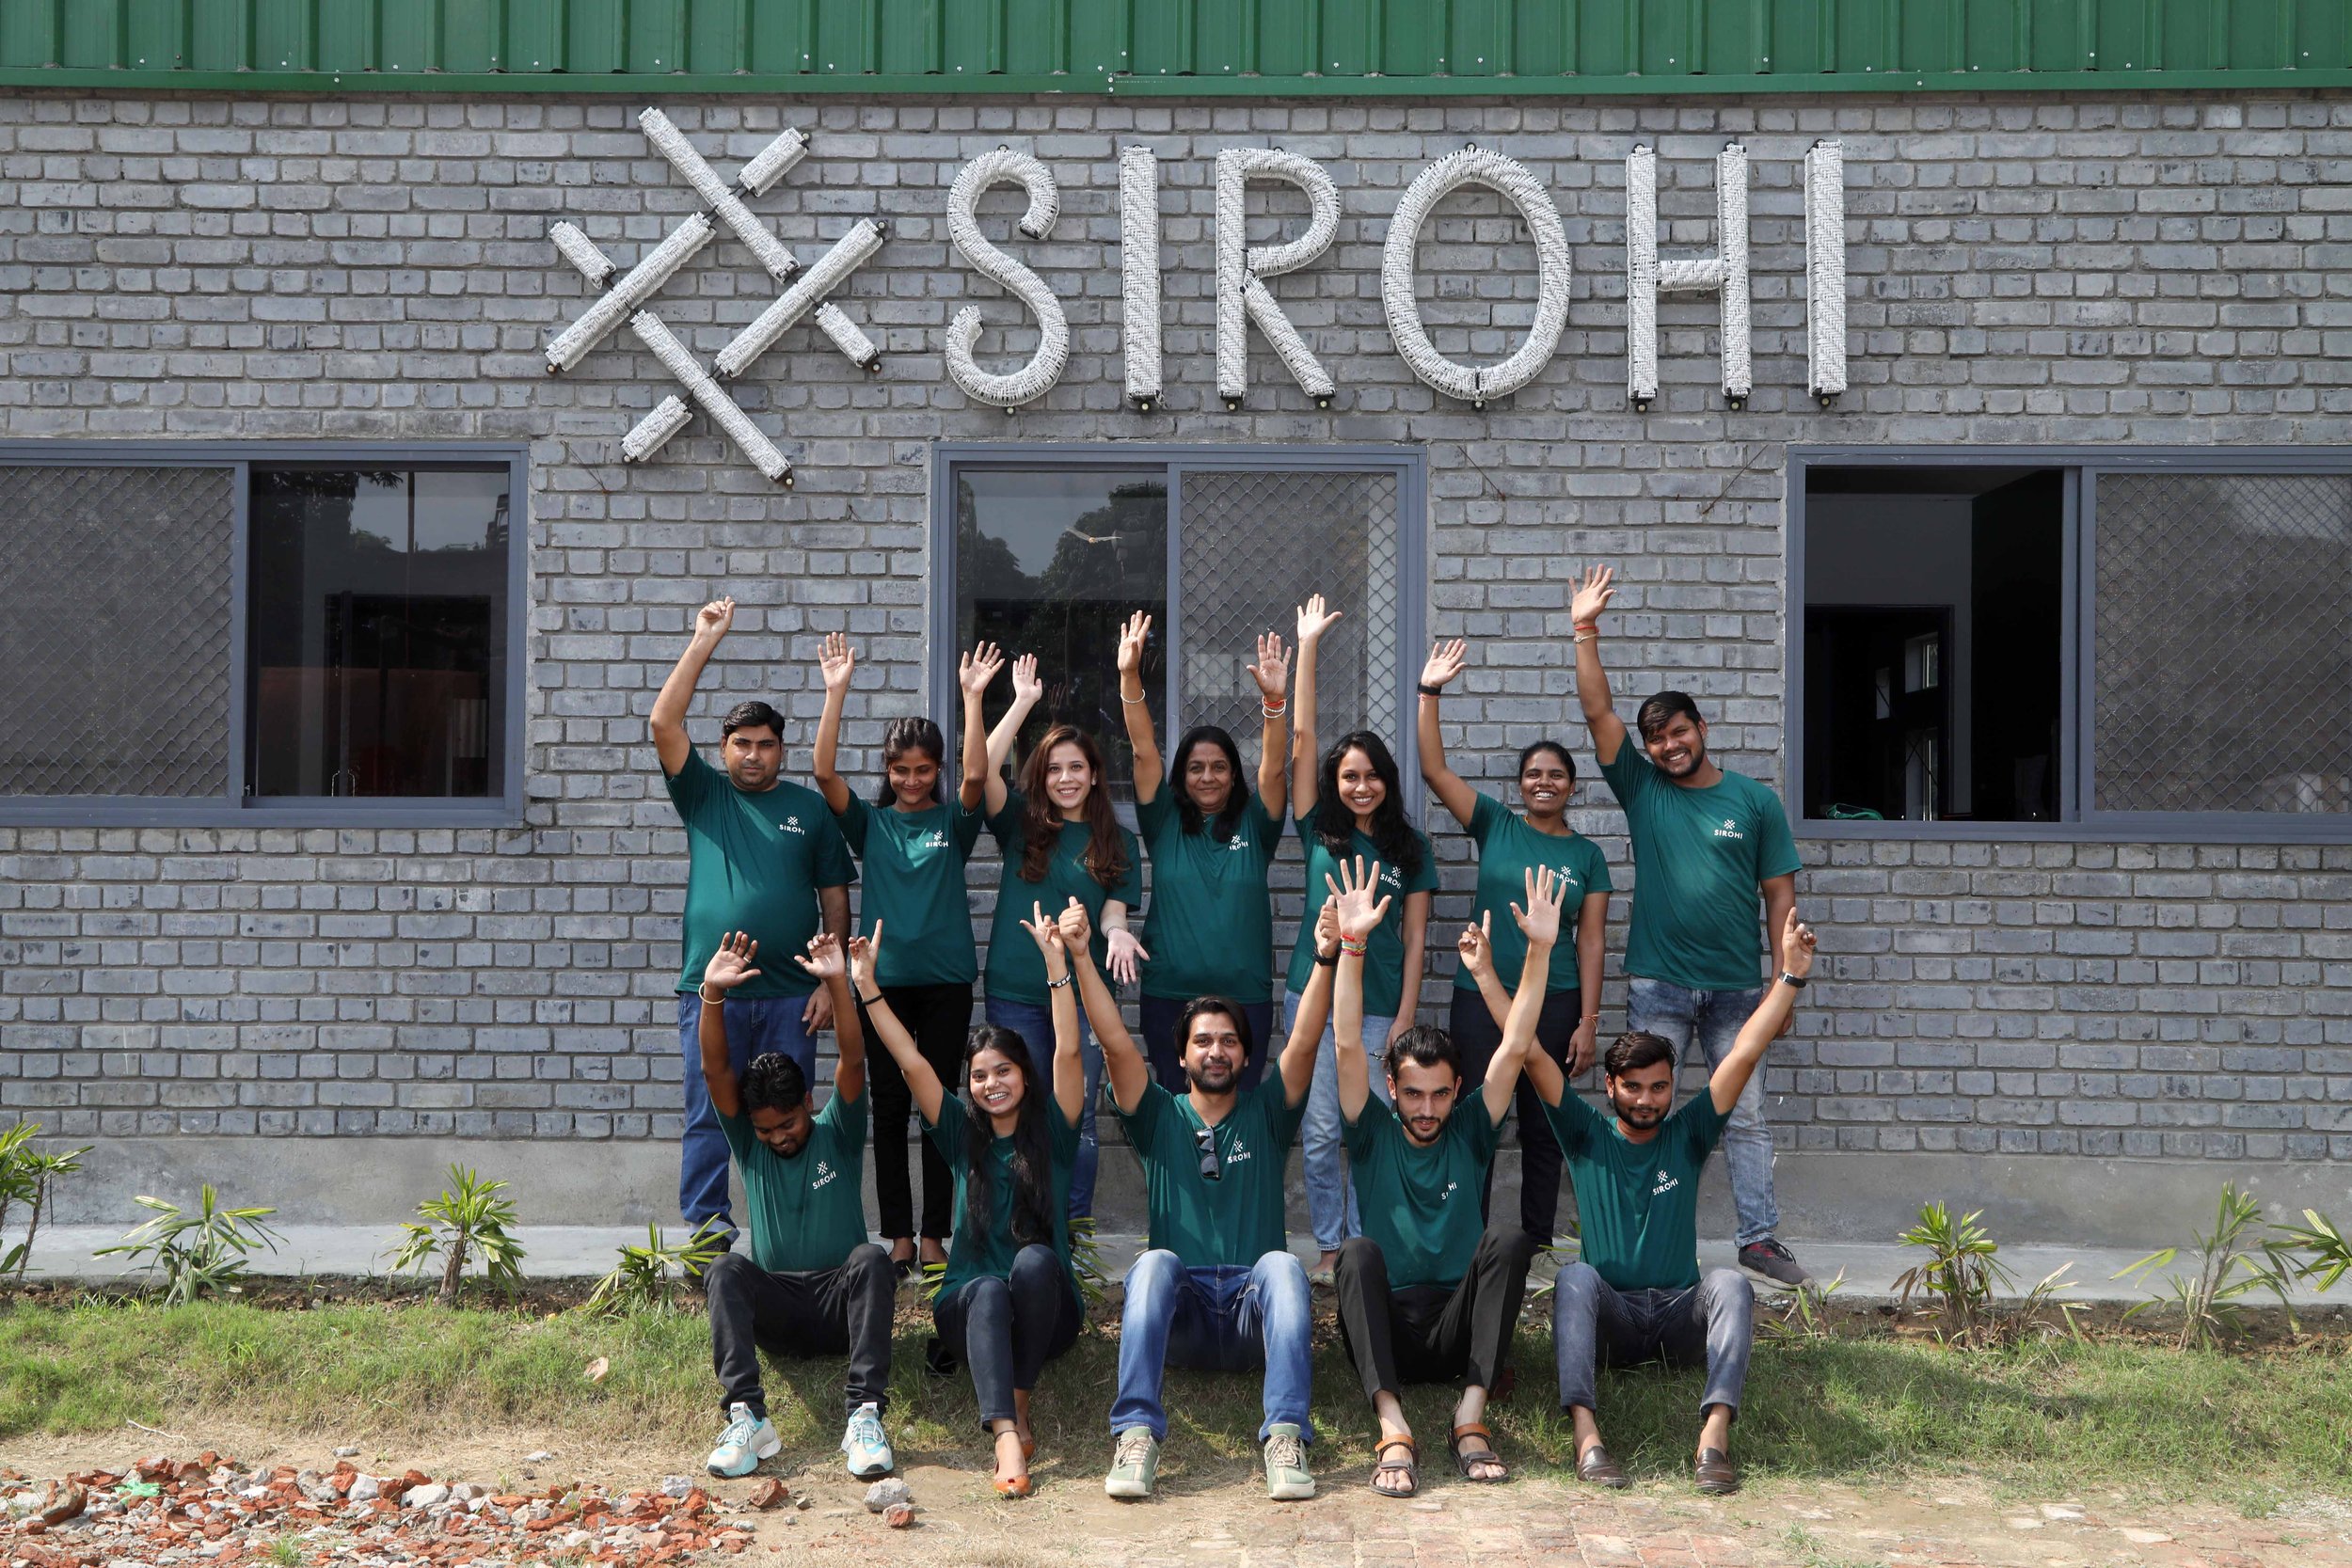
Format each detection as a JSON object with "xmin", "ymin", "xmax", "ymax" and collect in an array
[
  {"xmin": 694, "ymin": 932, "xmax": 897, "ymax": 1483},
  {"xmin": 653, "ymin": 597, "xmax": 857, "ymax": 1246},
  {"xmin": 1527, "ymin": 908, "xmax": 1817, "ymax": 1497},
  {"xmin": 1570, "ymin": 564, "xmax": 1807, "ymax": 1289}
]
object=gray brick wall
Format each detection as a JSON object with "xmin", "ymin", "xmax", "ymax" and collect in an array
[{"xmin": 4, "ymin": 89, "xmax": 2352, "ymax": 1177}]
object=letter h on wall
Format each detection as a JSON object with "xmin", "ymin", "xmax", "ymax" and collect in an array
[{"xmin": 1625, "ymin": 141, "xmax": 1750, "ymax": 412}]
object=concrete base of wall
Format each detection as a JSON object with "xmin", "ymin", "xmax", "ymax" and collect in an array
[{"xmin": 48, "ymin": 1135, "xmax": 2352, "ymax": 1250}]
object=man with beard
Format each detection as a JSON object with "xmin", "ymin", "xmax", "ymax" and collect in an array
[
  {"xmin": 1568, "ymin": 564, "xmax": 1806, "ymax": 1289},
  {"xmin": 1329, "ymin": 863, "xmax": 1563, "ymax": 1497},
  {"xmin": 1062, "ymin": 899, "xmax": 1338, "ymax": 1503},
  {"xmin": 1521, "ymin": 907, "xmax": 1817, "ymax": 1497}
]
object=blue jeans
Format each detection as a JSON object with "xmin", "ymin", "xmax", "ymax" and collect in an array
[
  {"xmin": 677, "ymin": 992, "xmax": 820, "ymax": 1232},
  {"xmin": 1552, "ymin": 1261, "xmax": 1755, "ymax": 1419},
  {"xmin": 1290, "ymin": 988, "xmax": 1394, "ymax": 1252},
  {"xmin": 1110, "ymin": 1249, "xmax": 1315, "ymax": 1445},
  {"xmin": 1625, "ymin": 977, "xmax": 1779, "ymax": 1248},
  {"xmin": 982, "ymin": 994, "xmax": 1099, "ymax": 1223}
]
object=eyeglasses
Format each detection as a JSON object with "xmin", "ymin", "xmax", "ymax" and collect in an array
[{"xmin": 1193, "ymin": 1124, "xmax": 1221, "ymax": 1182}]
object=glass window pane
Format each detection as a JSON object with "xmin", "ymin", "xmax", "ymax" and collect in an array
[
  {"xmin": 247, "ymin": 467, "xmax": 511, "ymax": 800},
  {"xmin": 2094, "ymin": 471, "xmax": 2352, "ymax": 815},
  {"xmin": 953, "ymin": 468, "xmax": 1168, "ymax": 797},
  {"xmin": 0, "ymin": 465, "xmax": 233, "ymax": 797}
]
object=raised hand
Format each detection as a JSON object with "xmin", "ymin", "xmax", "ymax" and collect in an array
[
  {"xmin": 1249, "ymin": 631, "xmax": 1291, "ymax": 703},
  {"xmin": 1116, "ymin": 611, "xmax": 1152, "ymax": 676},
  {"xmin": 1011, "ymin": 653, "xmax": 1044, "ymax": 706},
  {"xmin": 1056, "ymin": 896, "xmax": 1093, "ymax": 953},
  {"xmin": 1510, "ymin": 865, "xmax": 1566, "ymax": 948},
  {"xmin": 1022, "ymin": 900, "xmax": 1067, "ymax": 959},
  {"xmin": 1105, "ymin": 925, "xmax": 1152, "ymax": 986},
  {"xmin": 702, "ymin": 930, "xmax": 762, "ymax": 992},
  {"xmin": 1456, "ymin": 911, "xmax": 1494, "ymax": 980},
  {"xmin": 1295, "ymin": 592, "xmax": 1342, "ymax": 647},
  {"xmin": 1569, "ymin": 564, "xmax": 1616, "ymax": 626},
  {"xmin": 794, "ymin": 931, "xmax": 847, "ymax": 982},
  {"xmin": 1327, "ymin": 856, "xmax": 1393, "ymax": 943},
  {"xmin": 960, "ymin": 641, "xmax": 1005, "ymax": 696},
  {"xmin": 693, "ymin": 596, "xmax": 737, "ymax": 642},
  {"xmin": 847, "ymin": 921, "xmax": 884, "ymax": 994},
  {"xmin": 1782, "ymin": 909, "xmax": 1819, "ymax": 981},
  {"xmin": 1420, "ymin": 637, "xmax": 1468, "ymax": 690},
  {"xmin": 1314, "ymin": 899, "xmax": 1340, "ymax": 956},
  {"xmin": 818, "ymin": 631, "xmax": 855, "ymax": 694}
]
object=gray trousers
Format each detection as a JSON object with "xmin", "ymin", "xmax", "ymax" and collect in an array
[{"xmin": 1552, "ymin": 1261, "xmax": 1754, "ymax": 1418}]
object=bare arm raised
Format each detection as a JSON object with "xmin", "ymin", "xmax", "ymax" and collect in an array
[
  {"xmin": 652, "ymin": 597, "xmax": 735, "ymax": 778},
  {"xmin": 1250, "ymin": 632, "xmax": 1293, "ymax": 819},
  {"xmin": 792, "ymin": 933, "xmax": 862, "ymax": 1104},
  {"xmin": 981, "ymin": 654, "xmax": 1045, "ymax": 818},
  {"xmin": 1569, "ymin": 566, "xmax": 1629, "ymax": 768},
  {"xmin": 1064, "ymin": 900, "xmax": 1152, "ymax": 1116},
  {"xmin": 1480, "ymin": 868, "xmax": 1564, "ymax": 1126},
  {"xmin": 1117, "ymin": 611, "xmax": 1164, "ymax": 806},
  {"xmin": 1416, "ymin": 638, "xmax": 1479, "ymax": 829},
  {"xmin": 1708, "ymin": 909, "xmax": 1817, "ymax": 1115},
  {"xmin": 1328, "ymin": 860, "xmax": 1391, "ymax": 1126},
  {"xmin": 1290, "ymin": 594, "xmax": 1342, "ymax": 825},
  {"xmin": 696, "ymin": 931, "xmax": 761, "ymax": 1118},
  {"xmin": 847, "ymin": 923, "xmax": 943, "ymax": 1126},
  {"xmin": 811, "ymin": 632, "xmax": 855, "ymax": 816},
  {"xmin": 957, "ymin": 642, "xmax": 1004, "ymax": 813}
]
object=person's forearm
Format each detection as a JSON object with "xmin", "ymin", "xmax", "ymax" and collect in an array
[
  {"xmin": 1257, "ymin": 705, "xmax": 1288, "ymax": 812},
  {"xmin": 959, "ymin": 689, "xmax": 989, "ymax": 805},
  {"xmin": 696, "ymin": 988, "xmax": 739, "ymax": 1114},
  {"xmin": 1120, "ymin": 665, "xmax": 1162, "ymax": 798},
  {"xmin": 653, "ymin": 635, "xmax": 719, "ymax": 733},
  {"xmin": 1761, "ymin": 880, "xmax": 1798, "ymax": 974},
  {"xmin": 1714, "ymin": 978, "xmax": 1801, "ymax": 1110},
  {"xmin": 1505, "ymin": 939, "xmax": 1554, "ymax": 1053},
  {"xmin": 813, "ymin": 683, "xmax": 848, "ymax": 787},
  {"xmin": 1471, "ymin": 961, "xmax": 1512, "ymax": 1029},
  {"xmin": 819, "ymin": 886, "xmax": 850, "ymax": 942},
  {"xmin": 985, "ymin": 689, "xmax": 1038, "ymax": 775},
  {"xmin": 1290, "ymin": 639, "xmax": 1321, "ymax": 811},
  {"xmin": 1333, "ymin": 952, "xmax": 1370, "ymax": 1115},
  {"xmin": 1572, "ymin": 631, "xmax": 1614, "ymax": 725},
  {"xmin": 825, "ymin": 973, "xmax": 863, "ymax": 1070}
]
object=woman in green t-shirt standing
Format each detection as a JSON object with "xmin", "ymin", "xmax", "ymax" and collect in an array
[
  {"xmin": 1416, "ymin": 636, "xmax": 1614, "ymax": 1245},
  {"xmin": 1113, "ymin": 610, "xmax": 1294, "ymax": 1092},
  {"xmin": 850, "ymin": 911, "xmax": 1084, "ymax": 1499},
  {"xmin": 1290, "ymin": 594, "xmax": 1437, "ymax": 1281},
  {"xmin": 969, "ymin": 652, "xmax": 1144, "ymax": 1224},
  {"xmin": 811, "ymin": 633, "xmax": 988, "ymax": 1279}
]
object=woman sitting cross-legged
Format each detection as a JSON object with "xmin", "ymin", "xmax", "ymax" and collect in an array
[{"xmin": 849, "ymin": 911, "xmax": 1087, "ymax": 1498}]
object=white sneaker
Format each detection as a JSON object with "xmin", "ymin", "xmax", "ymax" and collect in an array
[
  {"xmin": 841, "ymin": 1402, "xmax": 895, "ymax": 1479},
  {"xmin": 706, "ymin": 1402, "xmax": 780, "ymax": 1478}
]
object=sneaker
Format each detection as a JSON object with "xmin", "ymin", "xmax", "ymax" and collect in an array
[
  {"xmin": 1104, "ymin": 1427, "xmax": 1159, "ymax": 1500},
  {"xmin": 1738, "ymin": 1238, "xmax": 1810, "ymax": 1289},
  {"xmin": 1263, "ymin": 1423, "xmax": 1314, "ymax": 1501},
  {"xmin": 840, "ymin": 1402, "xmax": 895, "ymax": 1479},
  {"xmin": 705, "ymin": 1402, "xmax": 779, "ymax": 1479}
]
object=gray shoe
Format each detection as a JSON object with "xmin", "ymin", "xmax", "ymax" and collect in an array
[
  {"xmin": 1263, "ymin": 1423, "xmax": 1314, "ymax": 1500},
  {"xmin": 1104, "ymin": 1426, "xmax": 1159, "ymax": 1500},
  {"xmin": 1738, "ymin": 1238, "xmax": 1810, "ymax": 1289}
]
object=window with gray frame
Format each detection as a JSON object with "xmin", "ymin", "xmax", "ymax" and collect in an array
[
  {"xmin": 0, "ymin": 444, "xmax": 528, "ymax": 826},
  {"xmin": 933, "ymin": 445, "xmax": 1426, "ymax": 805},
  {"xmin": 1789, "ymin": 448, "xmax": 2352, "ymax": 841}
]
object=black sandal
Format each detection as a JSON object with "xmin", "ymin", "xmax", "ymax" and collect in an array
[
  {"xmin": 1370, "ymin": 1435, "xmax": 1419, "ymax": 1497},
  {"xmin": 1450, "ymin": 1422, "xmax": 1508, "ymax": 1482}
]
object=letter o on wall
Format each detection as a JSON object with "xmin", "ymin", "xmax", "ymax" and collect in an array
[{"xmin": 1380, "ymin": 147, "xmax": 1573, "ymax": 407}]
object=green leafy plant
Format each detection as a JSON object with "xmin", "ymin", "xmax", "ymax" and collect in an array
[
  {"xmin": 1893, "ymin": 1201, "xmax": 2011, "ymax": 1345},
  {"xmin": 94, "ymin": 1185, "xmax": 283, "ymax": 1305},
  {"xmin": 2115, "ymin": 1182, "xmax": 2296, "ymax": 1351},
  {"xmin": 1762, "ymin": 1269, "xmax": 1849, "ymax": 1344},
  {"xmin": 1068, "ymin": 1214, "xmax": 1109, "ymax": 1319},
  {"xmin": 2270, "ymin": 1208, "xmax": 2352, "ymax": 1292},
  {"xmin": 389, "ymin": 1165, "xmax": 525, "ymax": 1302},
  {"xmin": 0, "ymin": 1120, "xmax": 90, "ymax": 1284},
  {"xmin": 581, "ymin": 1222, "xmax": 727, "ymax": 1315}
]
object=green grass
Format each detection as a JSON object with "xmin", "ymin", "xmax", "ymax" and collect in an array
[{"xmin": 5, "ymin": 1298, "xmax": 2349, "ymax": 1500}]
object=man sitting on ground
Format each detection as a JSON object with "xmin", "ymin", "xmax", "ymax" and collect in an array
[
  {"xmin": 1499, "ymin": 907, "xmax": 1815, "ymax": 1496},
  {"xmin": 1330, "ymin": 862, "xmax": 1562, "ymax": 1497},
  {"xmin": 694, "ymin": 931, "xmax": 897, "ymax": 1481},
  {"xmin": 1065, "ymin": 899, "xmax": 1340, "ymax": 1502}
]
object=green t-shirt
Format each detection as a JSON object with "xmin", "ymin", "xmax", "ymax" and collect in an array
[
  {"xmin": 982, "ymin": 793, "xmax": 1144, "ymax": 1006},
  {"xmin": 837, "ymin": 794, "xmax": 984, "ymax": 989},
  {"xmin": 718, "ymin": 1089, "xmax": 871, "ymax": 1274},
  {"xmin": 1597, "ymin": 747, "xmax": 1801, "ymax": 992},
  {"xmin": 1543, "ymin": 1088, "xmax": 1729, "ymax": 1291},
  {"xmin": 1457, "ymin": 792, "xmax": 1615, "ymax": 994},
  {"xmin": 1136, "ymin": 786, "xmax": 1283, "ymax": 1003},
  {"xmin": 926, "ymin": 1093, "xmax": 1082, "ymax": 1302},
  {"xmin": 1283, "ymin": 820, "xmax": 1439, "ymax": 1019},
  {"xmin": 1115, "ymin": 1074, "xmax": 1303, "ymax": 1267},
  {"xmin": 665, "ymin": 751, "xmax": 857, "ymax": 998},
  {"xmin": 1342, "ymin": 1095, "xmax": 1501, "ymax": 1290}
]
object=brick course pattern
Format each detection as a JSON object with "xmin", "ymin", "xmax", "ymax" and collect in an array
[{"xmin": 3, "ymin": 91, "xmax": 2350, "ymax": 1163}]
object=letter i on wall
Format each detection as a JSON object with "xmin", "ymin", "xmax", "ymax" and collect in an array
[{"xmin": 1120, "ymin": 147, "xmax": 1164, "ymax": 413}]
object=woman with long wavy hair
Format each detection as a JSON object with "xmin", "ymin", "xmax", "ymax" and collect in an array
[
  {"xmin": 969, "ymin": 652, "xmax": 1143, "ymax": 1224},
  {"xmin": 1288, "ymin": 594, "xmax": 1437, "ymax": 1282},
  {"xmin": 850, "ymin": 911, "xmax": 1084, "ymax": 1498}
]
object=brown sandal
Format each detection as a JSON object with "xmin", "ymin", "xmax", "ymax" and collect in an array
[
  {"xmin": 1370, "ymin": 1435, "xmax": 1419, "ymax": 1497},
  {"xmin": 1450, "ymin": 1422, "xmax": 1508, "ymax": 1481}
]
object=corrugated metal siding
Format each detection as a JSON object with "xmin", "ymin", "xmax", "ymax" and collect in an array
[{"xmin": 1, "ymin": 0, "xmax": 2346, "ymax": 93}]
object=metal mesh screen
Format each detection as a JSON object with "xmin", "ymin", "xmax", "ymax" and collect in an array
[
  {"xmin": 1177, "ymin": 468, "xmax": 1401, "ymax": 746},
  {"xmin": 2094, "ymin": 470, "xmax": 2352, "ymax": 814},
  {"xmin": 0, "ymin": 465, "xmax": 235, "ymax": 797}
]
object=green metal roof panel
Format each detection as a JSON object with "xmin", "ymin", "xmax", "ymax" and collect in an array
[{"xmin": 3, "ymin": 0, "xmax": 2347, "ymax": 93}]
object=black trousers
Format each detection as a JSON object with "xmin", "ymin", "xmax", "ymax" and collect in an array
[
  {"xmin": 1450, "ymin": 986, "xmax": 1584, "ymax": 1243},
  {"xmin": 1333, "ymin": 1224, "xmax": 1541, "ymax": 1403},
  {"xmin": 864, "ymin": 982, "xmax": 973, "ymax": 1241},
  {"xmin": 705, "ymin": 1244, "xmax": 895, "ymax": 1419},
  {"xmin": 930, "ymin": 1243, "xmax": 1085, "ymax": 1428}
]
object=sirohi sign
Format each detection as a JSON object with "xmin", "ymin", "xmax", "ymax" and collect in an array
[{"xmin": 545, "ymin": 110, "xmax": 1851, "ymax": 483}]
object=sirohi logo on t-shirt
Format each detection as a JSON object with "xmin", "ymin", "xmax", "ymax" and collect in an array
[
  {"xmin": 781, "ymin": 815, "xmax": 806, "ymax": 835},
  {"xmin": 921, "ymin": 830, "xmax": 950, "ymax": 849},
  {"xmin": 812, "ymin": 1158, "xmax": 838, "ymax": 1189},
  {"xmin": 1712, "ymin": 816, "xmax": 1744, "ymax": 842},
  {"xmin": 1651, "ymin": 1168, "xmax": 1680, "ymax": 1197},
  {"xmin": 1227, "ymin": 835, "xmax": 1248, "ymax": 852},
  {"xmin": 1226, "ymin": 1135, "xmax": 1251, "ymax": 1168},
  {"xmin": 1438, "ymin": 1178, "xmax": 1460, "ymax": 1203}
]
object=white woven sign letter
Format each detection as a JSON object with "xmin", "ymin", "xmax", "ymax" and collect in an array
[
  {"xmin": 945, "ymin": 148, "xmax": 1071, "ymax": 411},
  {"xmin": 1120, "ymin": 146, "xmax": 1165, "ymax": 412},
  {"xmin": 1215, "ymin": 148, "xmax": 1340, "ymax": 409},
  {"xmin": 1625, "ymin": 140, "xmax": 1751, "ymax": 410},
  {"xmin": 1805, "ymin": 140, "xmax": 1849, "ymax": 404},
  {"xmin": 1380, "ymin": 146, "xmax": 1572, "ymax": 408}
]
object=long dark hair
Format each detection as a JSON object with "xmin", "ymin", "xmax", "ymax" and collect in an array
[
  {"xmin": 1311, "ymin": 730, "xmax": 1422, "ymax": 878},
  {"xmin": 959, "ymin": 1025, "xmax": 1057, "ymax": 1250},
  {"xmin": 871, "ymin": 716, "xmax": 946, "ymax": 807},
  {"xmin": 1171, "ymin": 724, "xmax": 1248, "ymax": 840},
  {"xmin": 1017, "ymin": 725, "xmax": 1131, "ymax": 889}
]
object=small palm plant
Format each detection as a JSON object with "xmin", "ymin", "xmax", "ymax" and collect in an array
[
  {"xmin": 2115, "ymin": 1182, "xmax": 2296, "ymax": 1350},
  {"xmin": 1892, "ymin": 1201, "xmax": 2010, "ymax": 1345},
  {"xmin": 389, "ymin": 1165, "xmax": 526, "ymax": 1302},
  {"xmin": 2272, "ymin": 1207, "xmax": 2352, "ymax": 1292},
  {"xmin": 95, "ymin": 1185, "xmax": 283, "ymax": 1305},
  {"xmin": 582, "ymin": 1222, "xmax": 729, "ymax": 1315},
  {"xmin": 0, "ymin": 1121, "xmax": 89, "ymax": 1285}
]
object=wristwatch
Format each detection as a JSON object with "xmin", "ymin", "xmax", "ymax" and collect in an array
[{"xmin": 1779, "ymin": 972, "xmax": 1807, "ymax": 990}]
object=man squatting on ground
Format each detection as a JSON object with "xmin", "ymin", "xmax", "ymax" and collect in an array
[
  {"xmin": 1467, "ymin": 905, "xmax": 1818, "ymax": 1497},
  {"xmin": 692, "ymin": 931, "xmax": 898, "ymax": 1482},
  {"xmin": 1329, "ymin": 861, "xmax": 1565, "ymax": 1497},
  {"xmin": 1069, "ymin": 897, "xmax": 1342, "ymax": 1502}
]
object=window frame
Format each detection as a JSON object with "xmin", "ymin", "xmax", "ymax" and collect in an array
[
  {"xmin": 1788, "ymin": 443, "xmax": 2352, "ymax": 844},
  {"xmin": 929, "ymin": 442, "xmax": 1431, "ymax": 824},
  {"xmin": 0, "ymin": 440, "xmax": 530, "ymax": 829}
]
